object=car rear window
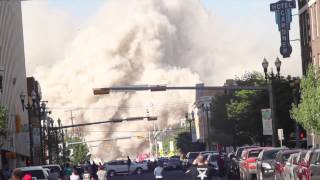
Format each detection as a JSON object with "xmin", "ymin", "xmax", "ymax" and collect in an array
[
  {"xmin": 210, "ymin": 155, "xmax": 218, "ymax": 161},
  {"xmin": 248, "ymin": 150, "xmax": 262, "ymax": 158},
  {"xmin": 263, "ymin": 149, "xmax": 281, "ymax": 160},
  {"xmin": 23, "ymin": 170, "xmax": 45, "ymax": 179},
  {"xmin": 44, "ymin": 166, "xmax": 60, "ymax": 173},
  {"xmin": 188, "ymin": 153, "xmax": 199, "ymax": 159}
]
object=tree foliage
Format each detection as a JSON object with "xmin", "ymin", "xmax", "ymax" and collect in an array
[
  {"xmin": 175, "ymin": 131, "xmax": 205, "ymax": 155},
  {"xmin": 67, "ymin": 136, "xmax": 89, "ymax": 165},
  {"xmin": 224, "ymin": 72, "xmax": 294, "ymax": 146},
  {"xmin": 291, "ymin": 65, "xmax": 320, "ymax": 133}
]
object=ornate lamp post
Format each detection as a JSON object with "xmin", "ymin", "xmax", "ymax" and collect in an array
[
  {"xmin": 202, "ymin": 103, "xmax": 213, "ymax": 150},
  {"xmin": 262, "ymin": 57, "xmax": 282, "ymax": 147},
  {"xmin": 185, "ymin": 111, "xmax": 195, "ymax": 134},
  {"xmin": 20, "ymin": 90, "xmax": 37, "ymax": 165}
]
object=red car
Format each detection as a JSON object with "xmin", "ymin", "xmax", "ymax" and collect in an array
[
  {"xmin": 239, "ymin": 147, "xmax": 269, "ymax": 180},
  {"xmin": 298, "ymin": 149, "xmax": 320, "ymax": 180}
]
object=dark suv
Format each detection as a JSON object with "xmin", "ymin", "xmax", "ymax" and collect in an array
[{"xmin": 256, "ymin": 148, "xmax": 286, "ymax": 180}]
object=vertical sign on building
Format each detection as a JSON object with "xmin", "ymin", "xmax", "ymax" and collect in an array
[{"xmin": 270, "ymin": 0, "xmax": 296, "ymax": 58}]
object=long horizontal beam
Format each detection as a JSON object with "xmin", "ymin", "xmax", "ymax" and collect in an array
[
  {"xmin": 68, "ymin": 136, "xmax": 133, "ymax": 146},
  {"xmin": 93, "ymin": 85, "xmax": 269, "ymax": 95},
  {"xmin": 53, "ymin": 116, "xmax": 157, "ymax": 130}
]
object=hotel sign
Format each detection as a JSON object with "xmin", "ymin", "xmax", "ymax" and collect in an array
[{"xmin": 270, "ymin": 0, "xmax": 296, "ymax": 58}]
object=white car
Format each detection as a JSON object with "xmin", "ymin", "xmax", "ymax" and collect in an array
[
  {"xmin": 104, "ymin": 159, "xmax": 148, "ymax": 177},
  {"xmin": 19, "ymin": 166, "xmax": 49, "ymax": 180}
]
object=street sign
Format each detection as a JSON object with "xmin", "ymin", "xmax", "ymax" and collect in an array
[
  {"xmin": 261, "ymin": 109, "xmax": 273, "ymax": 135},
  {"xmin": 270, "ymin": 0, "xmax": 296, "ymax": 58},
  {"xmin": 278, "ymin": 129, "xmax": 284, "ymax": 140}
]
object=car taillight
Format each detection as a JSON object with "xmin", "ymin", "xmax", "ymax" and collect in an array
[{"xmin": 245, "ymin": 158, "xmax": 257, "ymax": 170}]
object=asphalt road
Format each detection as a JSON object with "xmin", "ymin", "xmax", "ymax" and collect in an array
[{"xmin": 108, "ymin": 170, "xmax": 239, "ymax": 180}]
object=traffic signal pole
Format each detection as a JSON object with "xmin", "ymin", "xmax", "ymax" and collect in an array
[{"xmin": 93, "ymin": 85, "xmax": 279, "ymax": 147}]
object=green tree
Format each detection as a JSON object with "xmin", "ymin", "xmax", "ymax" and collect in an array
[
  {"xmin": 175, "ymin": 131, "xmax": 205, "ymax": 155},
  {"xmin": 291, "ymin": 65, "xmax": 320, "ymax": 133},
  {"xmin": 66, "ymin": 136, "xmax": 89, "ymax": 165},
  {"xmin": 226, "ymin": 72, "xmax": 295, "ymax": 146}
]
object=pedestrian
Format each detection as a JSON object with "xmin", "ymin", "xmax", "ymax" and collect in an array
[
  {"xmin": 97, "ymin": 166, "xmax": 107, "ymax": 180},
  {"xmin": 91, "ymin": 161, "xmax": 98, "ymax": 179},
  {"xmin": 153, "ymin": 162, "xmax": 164, "ymax": 179},
  {"xmin": 11, "ymin": 168, "xmax": 23, "ymax": 180},
  {"xmin": 64, "ymin": 163, "xmax": 73, "ymax": 180},
  {"xmin": 127, "ymin": 156, "xmax": 131, "ymax": 173},
  {"xmin": 70, "ymin": 166, "xmax": 81, "ymax": 180},
  {"xmin": 218, "ymin": 152, "xmax": 225, "ymax": 177},
  {"xmin": 186, "ymin": 154, "xmax": 212, "ymax": 180}
]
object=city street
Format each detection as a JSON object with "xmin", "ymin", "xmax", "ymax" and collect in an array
[{"xmin": 108, "ymin": 170, "xmax": 238, "ymax": 180}]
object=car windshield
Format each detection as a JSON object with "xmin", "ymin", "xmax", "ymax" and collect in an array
[{"xmin": 23, "ymin": 170, "xmax": 45, "ymax": 179}]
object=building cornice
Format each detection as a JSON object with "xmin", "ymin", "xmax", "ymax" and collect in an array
[{"xmin": 299, "ymin": 0, "xmax": 317, "ymax": 14}]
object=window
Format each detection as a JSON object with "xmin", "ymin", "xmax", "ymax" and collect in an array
[
  {"xmin": 316, "ymin": 3, "xmax": 319, "ymax": 37},
  {"xmin": 310, "ymin": 6, "xmax": 315, "ymax": 40}
]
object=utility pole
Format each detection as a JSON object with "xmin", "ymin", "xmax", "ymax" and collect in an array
[{"xmin": 70, "ymin": 110, "xmax": 75, "ymax": 137}]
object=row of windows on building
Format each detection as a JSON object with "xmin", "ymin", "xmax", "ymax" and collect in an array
[{"xmin": 300, "ymin": 2, "xmax": 320, "ymax": 46}]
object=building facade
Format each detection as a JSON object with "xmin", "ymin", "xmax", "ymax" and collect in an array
[
  {"xmin": 193, "ymin": 84, "xmax": 224, "ymax": 150},
  {"xmin": 299, "ymin": 0, "xmax": 320, "ymax": 74},
  {"xmin": 298, "ymin": 0, "xmax": 320, "ymax": 147},
  {"xmin": 0, "ymin": 1, "xmax": 29, "ymax": 169}
]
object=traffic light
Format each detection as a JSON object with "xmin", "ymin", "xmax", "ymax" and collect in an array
[{"xmin": 299, "ymin": 132, "xmax": 305, "ymax": 139}]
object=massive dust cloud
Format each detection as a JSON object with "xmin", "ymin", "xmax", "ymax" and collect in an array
[{"xmin": 22, "ymin": 0, "xmax": 301, "ymax": 160}]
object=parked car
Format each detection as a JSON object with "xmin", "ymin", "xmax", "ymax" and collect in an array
[
  {"xmin": 104, "ymin": 159, "xmax": 148, "ymax": 177},
  {"xmin": 228, "ymin": 146, "xmax": 259, "ymax": 178},
  {"xmin": 295, "ymin": 150, "xmax": 307, "ymax": 180},
  {"xmin": 164, "ymin": 158, "xmax": 181, "ymax": 170},
  {"xmin": 256, "ymin": 148, "xmax": 285, "ymax": 180},
  {"xmin": 274, "ymin": 149, "xmax": 301, "ymax": 180},
  {"xmin": 42, "ymin": 164, "xmax": 62, "ymax": 178},
  {"xmin": 298, "ymin": 149, "xmax": 320, "ymax": 180},
  {"xmin": 239, "ymin": 147, "xmax": 267, "ymax": 180},
  {"xmin": 205, "ymin": 152, "xmax": 220, "ymax": 175},
  {"xmin": 283, "ymin": 153, "xmax": 299, "ymax": 180},
  {"xmin": 19, "ymin": 166, "xmax": 49, "ymax": 180}
]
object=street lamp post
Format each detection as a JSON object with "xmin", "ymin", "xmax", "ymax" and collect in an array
[
  {"xmin": 185, "ymin": 111, "xmax": 195, "ymax": 134},
  {"xmin": 202, "ymin": 103, "xmax": 212, "ymax": 150},
  {"xmin": 20, "ymin": 91, "xmax": 37, "ymax": 165},
  {"xmin": 39, "ymin": 101, "xmax": 50, "ymax": 164},
  {"xmin": 262, "ymin": 57, "xmax": 281, "ymax": 147},
  {"xmin": 58, "ymin": 118, "xmax": 66, "ymax": 165}
]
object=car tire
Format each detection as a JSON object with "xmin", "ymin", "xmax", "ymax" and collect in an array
[
  {"xmin": 108, "ymin": 170, "xmax": 116, "ymax": 177},
  {"xmin": 136, "ymin": 168, "xmax": 143, "ymax": 175}
]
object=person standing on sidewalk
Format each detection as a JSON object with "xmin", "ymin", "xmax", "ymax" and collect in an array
[{"xmin": 127, "ymin": 156, "xmax": 132, "ymax": 173}]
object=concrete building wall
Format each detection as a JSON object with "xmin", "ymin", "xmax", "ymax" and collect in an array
[{"xmin": 0, "ymin": 1, "xmax": 29, "ymax": 168}]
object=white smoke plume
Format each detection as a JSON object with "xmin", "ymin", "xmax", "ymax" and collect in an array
[{"xmin": 22, "ymin": 0, "xmax": 302, "ymax": 160}]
